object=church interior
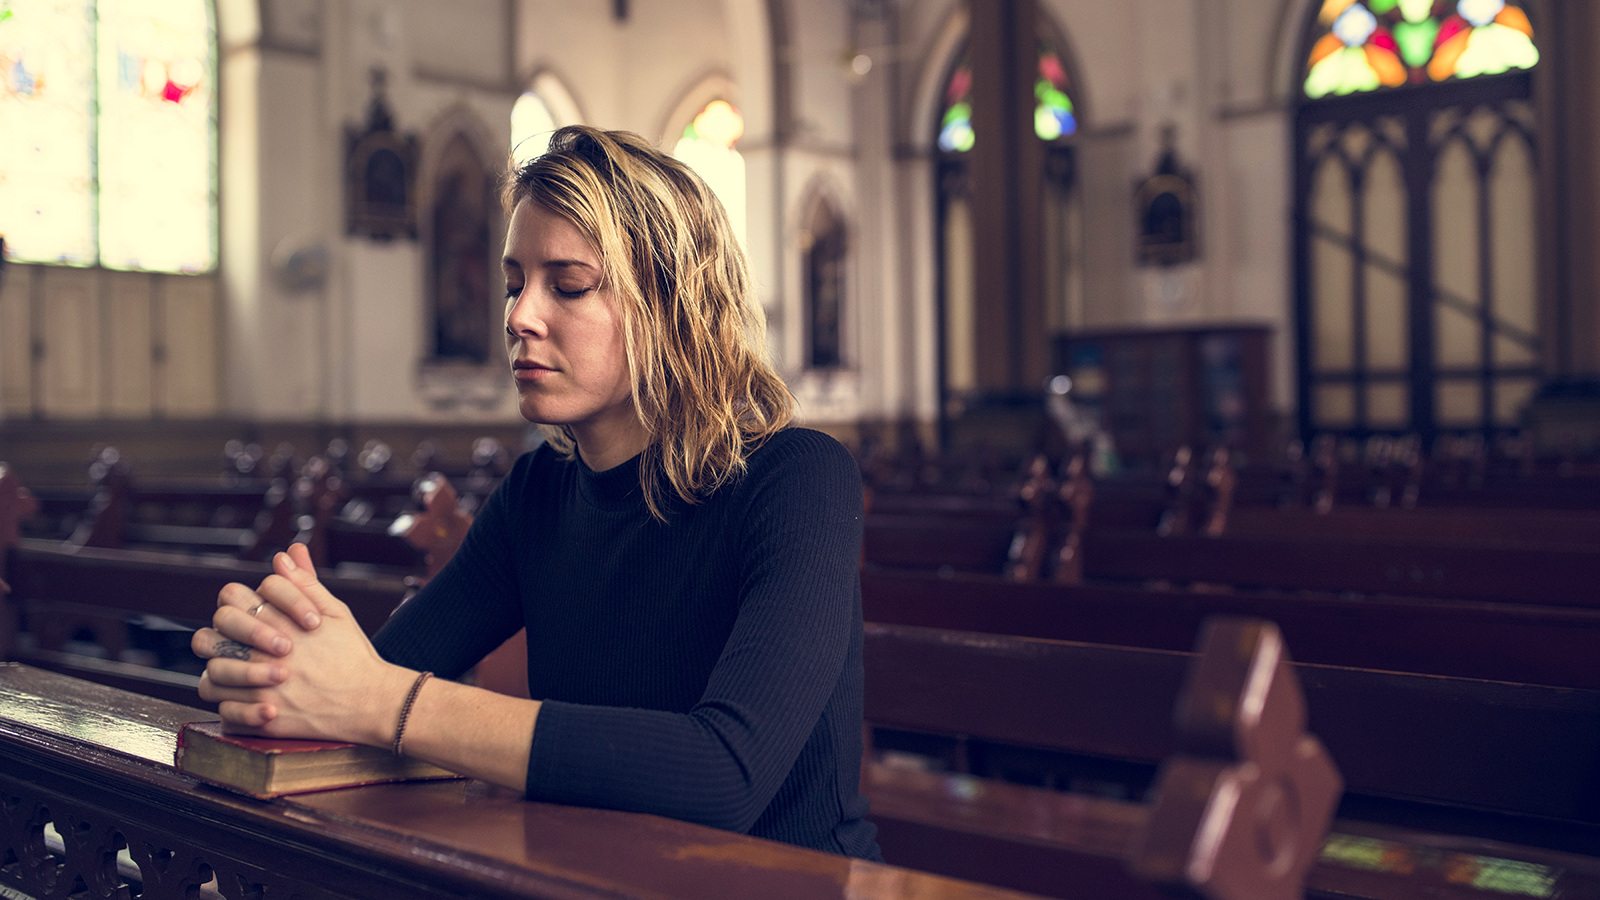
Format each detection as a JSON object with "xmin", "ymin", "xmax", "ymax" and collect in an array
[{"xmin": 2, "ymin": 1, "xmax": 1600, "ymax": 899}]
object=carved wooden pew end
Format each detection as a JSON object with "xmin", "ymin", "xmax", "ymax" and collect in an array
[
  {"xmin": 1129, "ymin": 618, "xmax": 1342, "ymax": 900},
  {"xmin": 865, "ymin": 618, "xmax": 1342, "ymax": 900}
]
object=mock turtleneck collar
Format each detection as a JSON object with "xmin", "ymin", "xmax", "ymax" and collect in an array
[{"xmin": 575, "ymin": 452, "xmax": 645, "ymax": 509}]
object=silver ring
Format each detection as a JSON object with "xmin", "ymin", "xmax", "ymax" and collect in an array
[{"xmin": 249, "ymin": 602, "xmax": 265, "ymax": 617}]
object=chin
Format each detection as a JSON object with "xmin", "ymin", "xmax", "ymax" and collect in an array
[{"xmin": 518, "ymin": 401, "xmax": 574, "ymax": 427}]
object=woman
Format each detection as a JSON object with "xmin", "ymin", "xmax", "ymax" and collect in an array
[{"xmin": 193, "ymin": 126, "xmax": 879, "ymax": 859}]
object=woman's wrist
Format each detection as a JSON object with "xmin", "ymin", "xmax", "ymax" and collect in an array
[
  {"xmin": 365, "ymin": 663, "xmax": 424, "ymax": 748},
  {"xmin": 392, "ymin": 670, "xmax": 434, "ymax": 756}
]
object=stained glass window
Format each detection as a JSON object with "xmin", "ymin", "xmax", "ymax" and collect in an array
[
  {"xmin": 97, "ymin": 0, "xmax": 216, "ymax": 272},
  {"xmin": 1305, "ymin": 0, "xmax": 1538, "ymax": 99},
  {"xmin": 0, "ymin": 0, "xmax": 97, "ymax": 265},
  {"xmin": 0, "ymin": 0, "xmax": 215, "ymax": 272},
  {"xmin": 673, "ymin": 99, "xmax": 746, "ymax": 247},
  {"xmin": 937, "ymin": 42, "xmax": 1077, "ymax": 153},
  {"xmin": 510, "ymin": 90, "xmax": 555, "ymax": 167}
]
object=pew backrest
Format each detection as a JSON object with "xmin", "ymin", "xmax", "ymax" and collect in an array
[
  {"xmin": 863, "ymin": 623, "xmax": 1600, "ymax": 832},
  {"xmin": 862, "ymin": 566, "xmax": 1600, "ymax": 690},
  {"xmin": 1081, "ymin": 530, "xmax": 1600, "ymax": 607}
]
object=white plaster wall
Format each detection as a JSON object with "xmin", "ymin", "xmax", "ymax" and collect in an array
[
  {"xmin": 411, "ymin": 0, "xmax": 509, "ymax": 85},
  {"xmin": 254, "ymin": 52, "xmax": 330, "ymax": 418},
  {"xmin": 788, "ymin": 0, "xmax": 854, "ymax": 149}
]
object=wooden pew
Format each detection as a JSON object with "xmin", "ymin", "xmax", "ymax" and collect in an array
[
  {"xmin": 861, "ymin": 566, "xmax": 1600, "ymax": 690},
  {"xmin": 0, "ymin": 664, "xmax": 1044, "ymax": 900},
  {"xmin": 861, "ymin": 621, "xmax": 1600, "ymax": 896},
  {"xmin": 38, "ymin": 446, "xmax": 443, "ymax": 576},
  {"xmin": 863, "ymin": 463, "xmax": 1600, "ymax": 609},
  {"xmin": 1079, "ymin": 529, "xmax": 1600, "ymax": 608},
  {"xmin": 864, "ymin": 617, "xmax": 1342, "ymax": 899},
  {"xmin": 0, "ymin": 540, "xmax": 415, "ymax": 705}
]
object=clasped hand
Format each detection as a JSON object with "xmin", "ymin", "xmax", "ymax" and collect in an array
[{"xmin": 192, "ymin": 543, "xmax": 413, "ymax": 747}]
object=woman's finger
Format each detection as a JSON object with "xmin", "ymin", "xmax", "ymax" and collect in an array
[
  {"xmin": 251, "ymin": 570, "xmax": 327, "ymax": 633},
  {"xmin": 265, "ymin": 545, "xmax": 341, "ymax": 628},
  {"xmin": 191, "ymin": 626, "xmax": 224, "ymax": 660},
  {"xmin": 192, "ymin": 625, "xmax": 274, "ymax": 662},
  {"xmin": 203, "ymin": 656, "xmax": 288, "ymax": 688},
  {"xmin": 217, "ymin": 699, "xmax": 277, "ymax": 729},
  {"xmin": 211, "ymin": 598, "xmax": 295, "ymax": 657}
]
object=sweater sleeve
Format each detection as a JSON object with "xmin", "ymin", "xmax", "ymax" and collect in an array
[
  {"xmin": 522, "ymin": 431, "xmax": 864, "ymax": 834},
  {"xmin": 370, "ymin": 454, "xmax": 533, "ymax": 680}
]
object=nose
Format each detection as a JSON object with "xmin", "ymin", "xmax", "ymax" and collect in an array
[{"xmin": 505, "ymin": 290, "xmax": 548, "ymax": 341}]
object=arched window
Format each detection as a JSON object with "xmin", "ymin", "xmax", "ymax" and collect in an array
[
  {"xmin": 1294, "ymin": 0, "xmax": 1541, "ymax": 443},
  {"xmin": 510, "ymin": 90, "xmax": 556, "ymax": 167},
  {"xmin": 673, "ymin": 100, "xmax": 746, "ymax": 247},
  {"xmin": 0, "ymin": 0, "xmax": 217, "ymax": 273},
  {"xmin": 935, "ymin": 33, "xmax": 1081, "ymax": 406}
]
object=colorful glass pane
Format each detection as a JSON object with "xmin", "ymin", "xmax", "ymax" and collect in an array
[
  {"xmin": 0, "ymin": 0, "xmax": 97, "ymax": 265},
  {"xmin": 938, "ymin": 43, "xmax": 1076, "ymax": 152},
  {"xmin": 1034, "ymin": 44, "xmax": 1075, "ymax": 140},
  {"xmin": 510, "ymin": 90, "xmax": 555, "ymax": 166},
  {"xmin": 673, "ymin": 100, "xmax": 745, "ymax": 246},
  {"xmin": 97, "ymin": 0, "xmax": 216, "ymax": 272},
  {"xmin": 938, "ymin": 55, "xmax": 972, "ymax": 152},
  {"xmin": 1305, "ymin": 0, "xmax": 1537, "ymax": 98}
]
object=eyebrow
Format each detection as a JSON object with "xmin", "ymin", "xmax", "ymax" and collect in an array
[{"xmin": 501, "ymin": 257, "xmax": 599, "ymax": 273}]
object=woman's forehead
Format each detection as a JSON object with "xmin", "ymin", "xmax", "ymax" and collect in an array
[{"xmin": 504, "ymin": 200, "xmax": 600, "ymax": 268}]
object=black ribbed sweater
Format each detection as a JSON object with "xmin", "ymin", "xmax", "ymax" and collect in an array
[{"xmin": 371, "ymin": 427, "xmax": 880, "ymax": 859}]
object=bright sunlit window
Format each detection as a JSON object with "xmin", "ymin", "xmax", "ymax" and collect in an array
[
  {"xmin": 0, "ymin": 0, "xmax": 217, "ymax": 272},
  {"xmin": 509, "ymin": 90, "xmax": 556, "ymax": 168},
  {"xmin": 673, "ymin": 99, "xmax": 746, "ymax": 248}
]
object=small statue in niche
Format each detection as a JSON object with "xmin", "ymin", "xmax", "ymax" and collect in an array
[
  {"xmin": 346, "ymin": 68, "xmax": 419, "ymax": 240},
  {"xmin": 1134, "ymin": 124, "xmax": 1198, "ymax": 266}
]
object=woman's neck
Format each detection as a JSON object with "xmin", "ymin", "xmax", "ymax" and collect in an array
[{"xmin": 571, "ymin": 417, "xmax": 651, "ymax": 472}]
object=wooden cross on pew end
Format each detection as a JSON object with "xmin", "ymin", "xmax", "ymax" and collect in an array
[
  {"xmin": 392, "ymin": 473, "xmax": 473, "ymax": 583},
  {"xmin": 1129, "ymin": 618, "xmax": 1342, "ymax": 900},
  {"xmin": 864, "ymin": 617, "xmax": 1342, "ymax": 899}
]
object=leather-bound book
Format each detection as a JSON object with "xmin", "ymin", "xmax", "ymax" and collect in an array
[{"xmin": 175, "ymin": 721, "xmax": 461, "ymax": 798}]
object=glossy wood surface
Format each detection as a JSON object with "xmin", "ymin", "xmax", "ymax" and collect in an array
[{"xmin": 0, "ymin": 664, "xmax": 1045, "ymax": 900}]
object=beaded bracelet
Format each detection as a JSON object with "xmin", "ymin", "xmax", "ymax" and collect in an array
[{"xmin": 392, "ymin": 671, "xmax": 433, "ymax": 757}]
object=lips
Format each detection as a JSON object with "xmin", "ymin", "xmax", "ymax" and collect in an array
[{"xmin": 512, "ymin": 359, "xmax": 557, "ymax": 382}]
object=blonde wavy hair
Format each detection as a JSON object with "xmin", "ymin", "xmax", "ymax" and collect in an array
[{"xmin": 503, "ymin": 125, "xmax": 795, "ymax": 520}]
